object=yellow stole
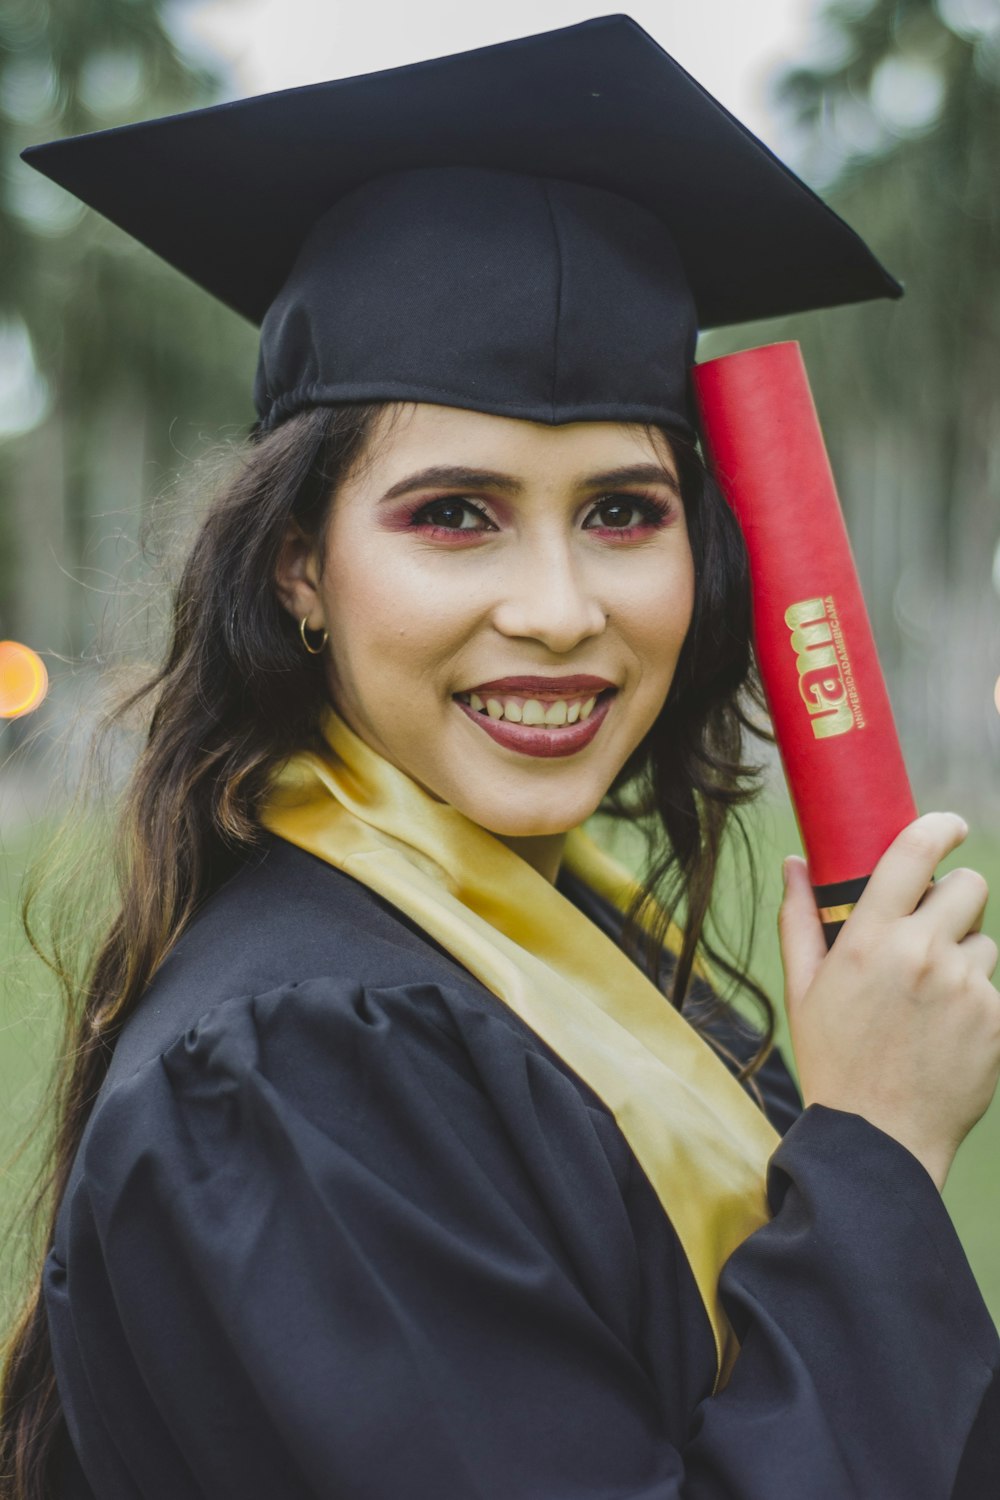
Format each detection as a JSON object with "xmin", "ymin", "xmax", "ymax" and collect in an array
[{"xmin": 259, "ymin": 705, "xmax": 780, "ymax": 1388}]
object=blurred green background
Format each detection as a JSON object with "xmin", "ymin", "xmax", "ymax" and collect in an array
[{"xmin": 2, "ymin": 0, "xmax": 999, "ymax": 1331}]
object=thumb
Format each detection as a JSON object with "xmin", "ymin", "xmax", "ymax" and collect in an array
[{"xmin": 777, "ymin": 855, "xmax": 829, "ymax": 1012}]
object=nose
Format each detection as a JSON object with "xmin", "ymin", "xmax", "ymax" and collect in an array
[{"xmin": 490, "ymin": 536, "xmax": 607, "ymax": 653}]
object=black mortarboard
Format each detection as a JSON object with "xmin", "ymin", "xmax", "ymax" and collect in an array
[{"xmin": 21, "ymin": 14, "xmax": 902, "ymax": 437}]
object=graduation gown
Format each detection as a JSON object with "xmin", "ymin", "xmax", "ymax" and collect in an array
[{"xmin": 44, "ymin": 831, "xmax": 1000, "ymax": 1499}]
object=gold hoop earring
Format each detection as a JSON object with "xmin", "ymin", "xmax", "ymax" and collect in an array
[{"xmin": 299, "ymin": 615, "xmax": 329, "ymax": 655}]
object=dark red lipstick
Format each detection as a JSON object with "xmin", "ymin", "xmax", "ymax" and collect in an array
[
  {"xmin": 453, "ymin": 686, "xmax": 617, "ymax": 758},
  {"xmin": 462, "ymin": 674, "xmax": 614, "ymax": 697}
]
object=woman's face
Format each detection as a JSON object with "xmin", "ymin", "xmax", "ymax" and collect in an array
[{"xmin": 280, "ymin": 401, "xmax": 695, "ymax": 840}]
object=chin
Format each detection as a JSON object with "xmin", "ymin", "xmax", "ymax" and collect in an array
[{"xmin": 467, "ymin": 791, "xmax": 604, "ymax": 839}]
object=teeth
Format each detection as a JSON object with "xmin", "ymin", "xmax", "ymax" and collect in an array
[{"xmin": 460, "ymin": 690, "xmax": 608, "ymax": 726}]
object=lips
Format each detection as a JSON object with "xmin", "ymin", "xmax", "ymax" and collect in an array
[
  {"xmin": 455, "ymin": 684, "xmax": 617, "ymax": 756},
  {"xmin": 461, "ymin": 674, "xmax": 615, "ymax": 696}
]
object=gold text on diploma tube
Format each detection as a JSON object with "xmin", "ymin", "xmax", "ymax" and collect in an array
[{"xmin": 784, "ymin": 596, "xmax": 865, "ymax": 739}]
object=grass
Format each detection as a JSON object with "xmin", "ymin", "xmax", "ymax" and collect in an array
[
  {"xmin": 0, "ymin": 816, "xmax": 66, "ymax": 1324},
  {"xmin": 2, "ymin": 792, "xmax": 998, "ymax": 1329}
]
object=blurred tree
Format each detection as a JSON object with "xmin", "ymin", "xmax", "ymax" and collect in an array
[{"xmin": 0, "ymin": 0, "xmax": 257, "ymax": 687}]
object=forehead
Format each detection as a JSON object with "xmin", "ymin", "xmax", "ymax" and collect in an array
[{"xmin": 350, "ymin": 402, "xmax": 676, "ymax": 487}]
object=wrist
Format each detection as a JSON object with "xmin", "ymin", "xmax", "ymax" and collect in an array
[{"xmin": 798, "ymin": 1094, "xmax": 951, "ymax": 1192}]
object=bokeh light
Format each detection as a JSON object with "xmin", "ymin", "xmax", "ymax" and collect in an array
[
  {"xmin": 869, "ymin": 53, "xmax": 946, "ymax": 134},
  {"xmin": 0, "ymin": 640, "xmax": 49, "ymax": 718},
  {"xmin": 0, "ymin": 319, "xmax": 51, "ymax": 438}
]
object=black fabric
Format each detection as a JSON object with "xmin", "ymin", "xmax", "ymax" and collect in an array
[
  {"xmin": 45, "ymin": 833, "xmax": 999, "ymax": 1499},
  {"xmin": 21, "ymin": 15, "xmax": 902, "ymax": 438},
  {"xmin": 951, "ymin": 1369, "xmax": 1000, "ymax": 1498},
  {"xmin": 252, "ymin": 168, "xmax": 698, "ymax": 435}
]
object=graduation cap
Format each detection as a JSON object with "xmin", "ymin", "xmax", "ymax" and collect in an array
[{"xmin": 21, "ymin": 13, "xmax": 902, "ymax": 437}]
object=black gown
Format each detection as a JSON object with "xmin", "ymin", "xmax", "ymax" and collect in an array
[{"xmin": 44, "ymin": 831, "xmax": 1000, "ymax": 1499}]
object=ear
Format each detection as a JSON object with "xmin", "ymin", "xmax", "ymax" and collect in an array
[{"xmin": 274, "ymin": 519, "xmax": 325, "ymax": 627}]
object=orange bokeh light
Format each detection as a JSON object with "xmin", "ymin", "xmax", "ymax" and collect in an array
[{"xmin": 0, "ymin": 640, "xmax": 49, "ymax": 719}]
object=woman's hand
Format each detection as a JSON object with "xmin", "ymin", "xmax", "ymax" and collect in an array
[{"xmin": 778, "ymin": 811, "xmax": 1000, "ymax": 1191}]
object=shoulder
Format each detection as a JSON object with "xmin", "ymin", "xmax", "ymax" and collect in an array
[
  {"xmin": 62, "ymin": 967, "xmax": 637, "ymax": 1290},
  {"xmin": 62, "ymin": 833, "xmax": 623, "ymax": 1212},
  {"xmin": 89, "ymin": 973, "xmax": 504, "ymax": 1167},
  {"xmin": 76, "ymin": 832, "xmax": 626, "ymax": 1186},
  {"xmin": 105, "ymin": 831, "xmax": 493, "ymax": 1082}
]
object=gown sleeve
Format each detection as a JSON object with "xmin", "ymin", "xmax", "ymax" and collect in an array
[{"xmin": 46, "ymin": 974, "xmax": 1000, "ymax": 1500}]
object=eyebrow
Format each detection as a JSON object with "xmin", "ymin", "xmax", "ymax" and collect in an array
[
  {"xmin": 378, "ymin": 462, "xmax": 682, "ymax": 502},
  {"xmin": 586, "ymin": 464, "xmax": 682, "ymax": 497}
]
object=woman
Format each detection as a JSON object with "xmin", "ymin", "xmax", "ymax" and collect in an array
[{"xmin": 4, "ymin": 16, "xmax": 999, "ymax": 1499}]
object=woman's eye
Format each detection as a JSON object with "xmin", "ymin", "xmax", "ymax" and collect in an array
[
  {"xmin": 410, "ymin": 497, "xmax": 494, "ymax": 531},
  {"xmin": 406, "ymin": 491, "xmax": 674, "ymax": 537},
  {"xmin": 584, "ymin": 493, "xmax": 675, "ymax": 533}
]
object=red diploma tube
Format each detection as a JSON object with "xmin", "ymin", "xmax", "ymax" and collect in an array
[{"xmin": 692, "ymin": 341, "xmax": 918, "ymax": 948}]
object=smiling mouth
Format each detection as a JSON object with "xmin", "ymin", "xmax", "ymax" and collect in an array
[
  {"xmin": 453, "ymin": 687, "xmax": 616, "ymax": 727},
  {"xmin": 452, "ymin": 686, "xmax": 617, "ymax": 759}
]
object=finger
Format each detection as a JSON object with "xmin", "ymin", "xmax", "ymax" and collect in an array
[
  {"xmin": 854, "ymin": 812, "xmax": 969, "ymax": 926},
  {"xmin": 912, "ymin": 866, "xmax": 990, "ymax": 943},
  {"xmin": 777, "ymin": 855, "xmax": 828, "ymax": 1010},
  {"xmin": 957, "ymin": 930, "xmax": 999, "ymax": 981}
]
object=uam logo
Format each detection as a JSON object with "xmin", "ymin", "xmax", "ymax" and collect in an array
[{"xmin": 784, "ymin": 598, "xmax": 854, "ymax": 739}]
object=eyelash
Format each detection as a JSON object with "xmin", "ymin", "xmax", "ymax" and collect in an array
[{"xmin": 404, "ymin": 492, "xmax": 677, "ymax": 541}]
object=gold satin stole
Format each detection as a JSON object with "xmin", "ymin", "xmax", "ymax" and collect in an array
[{"xmin": 259, "ymin": 705, "xmax": 780, "ymax": 1388}]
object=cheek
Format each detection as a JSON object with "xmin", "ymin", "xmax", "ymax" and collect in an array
[
  {"xmin": 617, "ymin": 554, "xmax": 696, "ymax": 676},
  {"xmin": 323, "ymin": 536, "xmax": 479, "ymax": 683}
]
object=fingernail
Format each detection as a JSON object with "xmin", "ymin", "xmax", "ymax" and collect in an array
[{"xmin": 955, "ymin": 815, "xmax": 970, "ymax": 836}]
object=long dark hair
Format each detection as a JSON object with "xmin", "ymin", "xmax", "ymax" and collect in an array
[{"xmin": 0, "ymin": 400, "xmax": 777, "ymax": 1498}]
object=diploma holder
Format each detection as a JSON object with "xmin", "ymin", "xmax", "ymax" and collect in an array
[{"xmin": 693, "ymin": 342, "xmax": 923, "ymax": 950}]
